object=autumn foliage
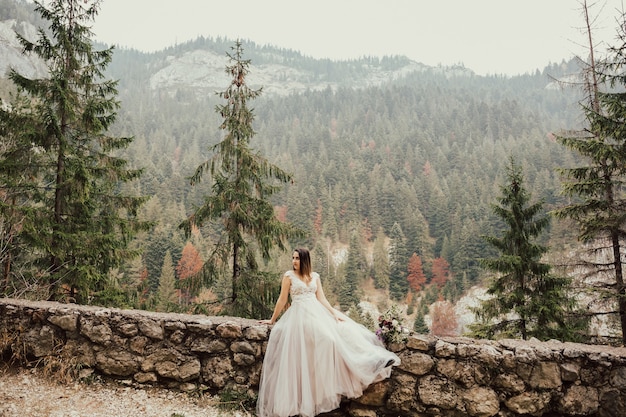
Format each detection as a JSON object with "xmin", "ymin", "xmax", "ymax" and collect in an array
[
  {"xmin": 176, "ymin": 242, "xmax": 203, "ymax": 302},
  {"xmin": 430, "ymin": 298, "xmax": 458, "ymax": 337},
  {"xmin": 406, "ymin": 253, "xmax": 427, "ymax": 292},
  {"xmin": 431, "ymin": 257, "xmax": 450, "ymax": 288}
]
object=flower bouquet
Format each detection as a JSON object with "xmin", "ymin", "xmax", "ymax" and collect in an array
[{"xmin": 376, "ymin": 305, "xmax": 408, "ymax": 344}]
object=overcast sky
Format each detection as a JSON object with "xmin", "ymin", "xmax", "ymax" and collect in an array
[{"xmin": 92, "ymin": 0, "xmax": 624, "ymax": 76}]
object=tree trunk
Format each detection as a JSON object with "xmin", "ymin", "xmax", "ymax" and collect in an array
[
  {"xmin": 232, "ymin": 243, "xmax": 239, "ymax": 303},
  {"xmin": 611, "ymin": 232, "xmax": 626, "ymax": 344},
  {"xmin": 49, "ymin": 142, "xmax": 65, "ymax": 300}
]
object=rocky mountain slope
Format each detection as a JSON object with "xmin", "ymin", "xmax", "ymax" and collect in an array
[
  {"xmin": 0, "ymin": 15, "xmax": 476, "ymax": 98},
  {"xmin": 147, "ymin": 45, "xmax": 447, "ymax": 96},
  {"xmin": 0, "ymin": 18, "xmax": 47, "ymax": 79}
]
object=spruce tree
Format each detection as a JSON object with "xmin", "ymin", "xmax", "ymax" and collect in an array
[
  {"xmin": 180, "ymin": 41, "xmax": 301, "ymax": 313},
  {"xmin": 0, "ymin": 91, "xmax": 42, "ymax": 295},
  {"xmin": 156, "ymin": 251, "xmax": 178, "ymax": 312},
  {"xmin": 338, "ymin": 231, "xmax": 363, "ymax": 310},
  {"xmin": 471, "ymin": 158, "xmax": 580, "ymax": 341},
  {"xmin": 389, "ymin": 222, "xmax": 409, "ymax": 300},
  {"xmin": 372, "ymin": 228, "xmax": 390, "ymax": 290},
  {"xmin": 0, "ymin": 0, "xmax": 150, "ymax": 303},
  {"xmin": 413, "ymin": 311, "xmax": 429, "ymax": 334},
  {"xmin": 554, "ymin": 6, "xmax": 626, "ymax": 344}
]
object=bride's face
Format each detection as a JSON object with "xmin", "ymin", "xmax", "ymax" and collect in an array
[{"xmin": 292, "ymin": 251, "xmax": 300, "ymax": 273}]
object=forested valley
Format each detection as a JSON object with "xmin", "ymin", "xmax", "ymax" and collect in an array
[
  {"xmin": 102, "ymin": 46, "xmax": 584, "ymax": 318},
  {"xmin": 3, "ymin": 0, "xmax": 614, "ymax": 342}
]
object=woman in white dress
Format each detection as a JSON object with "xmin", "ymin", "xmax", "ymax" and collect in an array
[{"xmin": 257, "ymin": 248, "xmax": 400, "ymax": 417}]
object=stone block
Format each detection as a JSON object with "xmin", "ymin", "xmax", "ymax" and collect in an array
[
  {"xmin": 559, "ymin": 385, "xmax": 599, "ymax": 415},
  {"xmin": 406, "ymin": 334, "xmax": 431, "ymax": 351},
  {"xmin": 529, "ymin": 361, "xmax": 562, "ymax": 389},
  {"xmin": 434, "ymin": 339, "xmax": 456, "ymax": 358},
  {"xmin": 398, "ymin": 350, "xmax": 435, "ymax": 376},
  {"xmin": 138, "ymin": 318, "xmax": 163, "ymax": 340},
  {"xmin": 462, "ymin": 386, "xmax": 499, "ymax": 417},
  {"xmin": 47, "ymin": 313, "xmax": 78, "ymax": 332},
  {"xmin": 505, "ymin": 391, "xmax": 551, "ymax": 415},
  {"xmin": 216, "ymin": 321, "xmax": 243, "ymax": 338},
  {"xmin": 417, "ymin": 375, "xmax": 457, "ymax": 410}
]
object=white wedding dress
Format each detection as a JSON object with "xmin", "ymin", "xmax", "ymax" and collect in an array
[{"xmin": 257, "ymin": 270, "xmax": 400, "ymax": 417}]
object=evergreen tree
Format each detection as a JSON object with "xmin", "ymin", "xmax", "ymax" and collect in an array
[
  {"xmin": 413, "ymin": 311, "xmax": 429, "ymax": 334},
  {"xmin": 471, "ymin": 158, "xmax": 580, "ymax": 341},
  {"xmin": 144, "ymin": 226, "xmax": 184, "ymax": 294},
  {"xmin": 0, "ymin": 0, "xmax": 150, "ymax": 303},
  {"xmin": 554, "ymin": 7, "xmax": 626, "ymax": 344},
  {"xmin": 123, "ymin": 255, "xmax": 146, "ymax": 307},
  {"xmin": 338, "ymin": 231, "xmax": 363, "ymax": 310},
  {"xmin": 372, "ymin": 228, "xmax": 390, "ymax": 290},
  {"xmin": 0, "ymin": 92, "xmax": 42, "ymax": 295},
  {"xmin": 180, "ymin": 41, "xmax": 301, "ymax": 313},
  {"xmin": 312, "ymin": 242, "xmax": 331, "ymax": 282},
  {"xmin": 423, "ymin": 282, "xmax": 439, "ymax": 306},
  {"xmin": 156, "ymin": 251, "xmax": 178, "ymax": 312},
  {"xmin": 389, "ymin": 222, "xmax": 409, "ymax": 300}
]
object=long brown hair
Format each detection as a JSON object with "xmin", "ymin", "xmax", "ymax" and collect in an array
[{"xmin": 294, "ymin": 248, "xmax": 312, "ymax": 281}]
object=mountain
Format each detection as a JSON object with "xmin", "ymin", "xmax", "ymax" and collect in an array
[
  {"xmin": 0, "ymin": 12, "xmax": 482, "ymax": 99},
  {"xmin": 145, "ymin": 43, "xmax": 446, "ymax": 96},
  {"xmin": 4, "ymin": 0, "xmax": 617, "ymax": 342},
  {"xmin": 0, "ymin": 18, "xmax": 47, "ymax": 79}
]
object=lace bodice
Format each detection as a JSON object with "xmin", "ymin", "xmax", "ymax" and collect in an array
[{"xmin": 287, "ymin": 271, "xmax": 318, "ymax": 300}]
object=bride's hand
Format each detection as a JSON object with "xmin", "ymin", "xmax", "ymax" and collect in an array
[{"xmin": 259, "ymin": 319, "xmax": 274, "ymax": 325}]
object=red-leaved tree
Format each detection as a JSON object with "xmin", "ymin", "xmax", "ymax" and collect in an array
[
  {"xmin": 430, "ymin": 297, "xmax": 458, "ymax": 337},
  {"xmin": 176, "ymin": 242, "xmax": 204, "ymax": 304},
  {"xmin": 407, "ymin": 253, "xmax": 427, "ymax": 292},
  {"xmin": 431, "ymin": 257, "xmax": 450, "ymax": 288}
]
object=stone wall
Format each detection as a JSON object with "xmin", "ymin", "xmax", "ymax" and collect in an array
[{"xmin": 1, "ymin": 298, "xmax": 625, "ymax": 417}]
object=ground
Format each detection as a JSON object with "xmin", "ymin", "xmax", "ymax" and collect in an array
[{"xmin": 0, "ymin": 367, "xmax": 248, "ymax": 417}]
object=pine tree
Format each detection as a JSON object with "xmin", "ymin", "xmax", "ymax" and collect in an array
[
  {"xmin": 554, "ymin": 4, "xmax": 626, "ymax": 344},
  {"xmin": 156, "ymin": 251, "xmax": 178, "ymax": 312},
  {"xmin": 372, "ymin": 228, "xmax": 390, "ymax": 290},
  {"xmin": 180, "ymin": 41, "xmax": 301, "ymax": 313},
  {"xmin": 389, "ymin": 222, "xmax": 409, "ymax": 300},
  {"xmin": 471, "ymin": 158, "xmax": 579, "ymax": 341},
  {"xmin": 413, "ymin": 311, "xmax": 429, "ymax": 334},
  {"xmin": 338, "ymin": 231, "xmax": 363, "ymax": 310},
  {"xmin": 0, "ymin": 91, "xmax": 42, "ymax": 295},
  {"xmin": 0, "ymin": 0, "xmax": 150, "ymax": 303}
]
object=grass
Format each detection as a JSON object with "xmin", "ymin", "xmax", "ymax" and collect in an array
[{"xmin": 0, "ymin": 327, "xmax": 80, "ymax": 384}]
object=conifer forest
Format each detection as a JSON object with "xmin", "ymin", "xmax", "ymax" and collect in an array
[{"xmin": 2, "ymin": 0, "xmax": 626, "ymax": 345}]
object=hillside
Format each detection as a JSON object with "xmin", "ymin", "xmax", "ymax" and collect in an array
[{"xmin": 2, "ymin": 0, "xmax": 616, "ymax": 340}]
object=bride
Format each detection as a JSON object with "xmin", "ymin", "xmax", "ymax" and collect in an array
[{"xmin": 257, "ymin": 248, "xmax": 400, "ymax": 417}]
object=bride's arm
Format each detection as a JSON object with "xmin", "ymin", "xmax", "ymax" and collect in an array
[
  {"xmin": 260, "ymin": 273, "xmax": 291, "ymax": 324},
  {"xmin": 315, "ymin": 276, "xmax": 342, "ymax": 321}
]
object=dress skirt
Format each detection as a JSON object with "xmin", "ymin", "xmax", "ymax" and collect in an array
[{"xmin": 257, "ymin": 290, "xmax": 400, "ymax": 417}]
